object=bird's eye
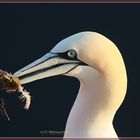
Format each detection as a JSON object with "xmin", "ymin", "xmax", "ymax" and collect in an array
[{"xmin": 67, "ymin": 49, "xmax": 77, "ymax": 59}]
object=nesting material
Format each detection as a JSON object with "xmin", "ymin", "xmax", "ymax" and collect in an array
[
  {"xmin": 18, "ymin": 86, "xmax": 31, "ymax": 110},
  {"xmin": 0, "ymin": 98, "xmax": 10, "ymax": 121},
  {"xmin": 0, "ymin": 70, "xmax": 31, "ymax": 120}
]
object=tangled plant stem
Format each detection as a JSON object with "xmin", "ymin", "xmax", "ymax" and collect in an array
[{"xmin": 0, "ymin": 70, "xmax": 31, "ymax": 120}]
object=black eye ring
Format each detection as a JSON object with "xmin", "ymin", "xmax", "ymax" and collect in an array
[{"xmin": 67, "ymin": 49, "xmax": 77, "ymax": 59}]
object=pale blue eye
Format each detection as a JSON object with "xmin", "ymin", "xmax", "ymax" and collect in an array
[{"xmin": 67, "ymin": 49, "xmax": 77, "ymax": 59}]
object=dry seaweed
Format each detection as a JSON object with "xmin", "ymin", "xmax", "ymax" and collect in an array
[
  {"xmin": 0, "ymin": 70, "xmax": 20, "ymax": 93},
  {"xmin": 0, "ymin": 98, "xmax": 10, "ymax": 121},
  {"xmin": 0, "ymin": 70, "xmax": 31, "ymax": 120}
]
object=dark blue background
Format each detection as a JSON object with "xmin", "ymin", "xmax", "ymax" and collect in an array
[{"xmin": 0, "ymin": 3, "xmax": 139, "ymax": 137}]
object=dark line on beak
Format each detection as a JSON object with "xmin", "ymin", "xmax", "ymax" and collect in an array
[
  {"xmin": 18, "ymin": 62, "xmax": 80, "ymax": 80},
  {"xmin": 63, "ymin": 64, "xmax": 79, "ymax": 75}
]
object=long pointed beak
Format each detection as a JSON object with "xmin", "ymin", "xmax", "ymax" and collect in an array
[{"xmin": 13, "ymin": 52, "xmax": 79, "ymax": 84}]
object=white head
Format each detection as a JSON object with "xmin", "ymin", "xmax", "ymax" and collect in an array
[{"xmin": 14, "ymin": 31, "xmax": 127, "ymax": 122}]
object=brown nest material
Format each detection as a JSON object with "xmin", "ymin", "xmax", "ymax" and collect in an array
[{"xmin": 0, "ymin": 70, "xmax": 31, "ymax": 120}]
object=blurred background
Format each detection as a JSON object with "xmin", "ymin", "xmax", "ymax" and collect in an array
[{"xmin": 0, "ymin": 3, "xmax": 139, "ymax": 137}]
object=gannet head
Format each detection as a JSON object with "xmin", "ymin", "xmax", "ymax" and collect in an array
[
  {"xmin": 14, "ymin": 31, "xmax": 126, "ymax": 84},
  {"xmin": 14, "ymin": 31, "xmax": 127, "ymax": 107}
]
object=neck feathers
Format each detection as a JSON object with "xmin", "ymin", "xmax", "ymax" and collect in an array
[
  {"xmin": 64, "ymin": 67, "xmax": 118, "ymax": 137},
  {"xmin": 65, "ymin": 52, "xmax": 127, "ymax": 138}
]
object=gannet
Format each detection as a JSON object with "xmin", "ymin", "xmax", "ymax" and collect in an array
[{"xmin": 14, "ymin": 32, "xmax": 127, "ymax": 138}]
